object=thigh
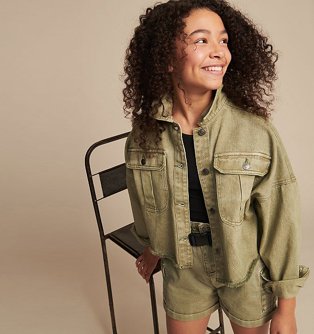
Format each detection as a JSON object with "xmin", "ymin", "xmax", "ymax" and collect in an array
[
  {"xmin": 230, "ymin": 320, "xmax": 270, "ymax": 334},
  {"xmin": 166, "ymin": 314, "xmax": 210, "ymax": 334},
  {"xmin": 218, "ymin": 259, "xmax": 277, "ymax": 328}
]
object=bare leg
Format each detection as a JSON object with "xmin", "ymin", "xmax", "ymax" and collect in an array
[
  {"xmin": 166, "ymin": 314, "xmax": 210, "ymax": 334},
  {"xmin": 231, "ymin": 320, "xmax": 270, "ymax": 334}
]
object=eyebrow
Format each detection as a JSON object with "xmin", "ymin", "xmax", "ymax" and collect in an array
[{"xmin": 188, "ymin": 29, "xmax": 228, "ymax": 36}]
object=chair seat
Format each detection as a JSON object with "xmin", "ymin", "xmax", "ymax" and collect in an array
[{"xmin": 107, "ymin": 223, "xmax": 161, "ymax": 274}]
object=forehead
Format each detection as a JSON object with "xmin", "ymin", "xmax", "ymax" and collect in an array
[{"xmin": 183, "ymin": 8, "xmax": 226, "ymax": 34}]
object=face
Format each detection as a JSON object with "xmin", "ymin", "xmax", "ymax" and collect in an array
[{"xmin": 171, "ymin": 9, "xmax": 231, "ymax": 95}]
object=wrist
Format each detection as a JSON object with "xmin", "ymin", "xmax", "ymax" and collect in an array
[
  {"xmin": 145, "ymin": 246, "xmax": 160, "ymax": 259},
  {"xmin": 277, "ymin": 297, "xmax": 296, "ymax": 315}
]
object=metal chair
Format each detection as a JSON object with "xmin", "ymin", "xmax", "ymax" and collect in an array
[{"xmin": 85, "ymin": 132, "xmax": 224, "ymax": 334}]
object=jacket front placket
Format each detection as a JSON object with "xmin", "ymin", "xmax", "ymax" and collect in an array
[
  {"xmin": 155, "ymin": 106, "xmax": 193, "ymax": 268},
  {"xmin": 193, "ymin": 118, "xmax": 225, "ymax": 278},
  {"xmin": 170, "ymin": 122, "xmax": 193, "ymax": 268},
  {"xmin": 192, "ymin": 91, "xmax": 228, "ymax": 279}
]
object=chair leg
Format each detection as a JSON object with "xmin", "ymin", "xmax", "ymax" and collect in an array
[
  {"xmin": 206, "ymin": 306, "xmax": 224, "ymax": 334},
  {"xmin": 101, "ymin": 240, "xmax": 118, "ymax": 334},
  {"xmin": 218, "ymin": 307, "xmax": 225, "ymax": 334},
  {"xmin": 149, "ymin": 276, "xmax": 160, "ymax": 334}
]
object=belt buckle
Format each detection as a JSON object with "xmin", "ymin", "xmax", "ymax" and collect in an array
[
  {"xmin": 188, "ymin": 233, "xmax": 198, "ymax": 246},
  {"xmin": 188, "ymin": 232, "xmax": 211, "ymax": 247}
]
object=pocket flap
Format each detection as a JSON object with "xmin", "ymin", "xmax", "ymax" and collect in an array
[
  {"xmin": 126, "ymin": 149, "xmax": 166, "ymax": 171},
  {"xmin": 214, "ymin": 153, "xmax": 271, "ymax": 176}
]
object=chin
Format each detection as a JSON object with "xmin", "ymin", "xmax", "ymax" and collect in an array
[{"xmin": 204, "ymin": 82, "xmax": 223, "ymax": 92}]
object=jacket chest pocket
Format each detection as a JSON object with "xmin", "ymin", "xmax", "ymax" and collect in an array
[
  {"xmin": 213, "ymin": 153, "xmax": 271, "ymax": 226},
  {"xmin": 126, "ymin": 149, "xmax": 168, "ymax": 213}
]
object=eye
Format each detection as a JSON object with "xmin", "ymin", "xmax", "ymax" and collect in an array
[
  {"xmin": 195, "ymin": 38, "xmax": 207, "ymax": 44},
  {"xmin": 220, "ymin": 38, "xmax": 229, "ymax": 45}
]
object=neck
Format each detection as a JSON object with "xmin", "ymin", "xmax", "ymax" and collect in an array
[{"xmin": 172, "ymin": 87, "xmax": 215, "ymax": 129}]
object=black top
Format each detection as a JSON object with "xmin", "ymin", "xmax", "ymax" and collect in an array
[{"xmin": 182, "ymin": 133, "xmax": 209, "ymax": 223}]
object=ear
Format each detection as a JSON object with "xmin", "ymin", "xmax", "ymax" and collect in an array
[{"xmin": 168, "ymin": 65, "xmax": 174, "ymax": 72}]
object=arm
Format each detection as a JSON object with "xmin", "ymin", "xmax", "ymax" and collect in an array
[
  {"xmin": 270, "ymin": 298, "xmax": 297, "ymax": 334},
  {"xmin": 126, "ymin": 165, "xmax": 150, "ymax": 246},
  {"xmin": 254, "ymin": 180, "xmax": 309, "ymax": 299},
  {"xmin": 125, "ymin": 137, "xmax": 160, "ymax": 281},
  {"xmin": 253, "ymin": 127, "xmax": 309, "ymax": 332},
  {"xmin": 126, "ymin": 168, "xmax": 160, "ymax": 282},
  {"xmin": 125, "ymin": 134, "xmax": 150, "ymax": 247}
]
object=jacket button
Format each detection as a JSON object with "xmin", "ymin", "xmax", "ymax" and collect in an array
[
  {"xmin": 202, "ymin": 168, "xmax": 210, "ymax": 175},
  {"xmin": 209, "ymin": 207, "xmax": 216, "ymax": 214},
  {"xmin": 242, "ymin": 158, "xmax": 251, "ymax": 170},
  {"xmin": 198, "ymin": 128, "xmax": 206, "ymax": 136}
]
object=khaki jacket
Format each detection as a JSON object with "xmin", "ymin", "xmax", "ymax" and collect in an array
[{"xmin": 125, "ymin": 86, "xmax": 309, "ymax": 298}]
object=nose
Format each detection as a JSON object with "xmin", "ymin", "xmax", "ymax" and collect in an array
[
  {"xmin": 209, "ymin": 44, "xmax": 224, "ymax": 59},
  {"xmin": 210, "ymin": 51, "xmax": 224, "ymax": 59}
]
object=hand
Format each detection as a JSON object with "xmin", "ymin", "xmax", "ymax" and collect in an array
[
  {"xmin": 135, "ymin": 247, "xmax": 160, "ymax": 283},
  {"xmin": 270, "ymin": 308, "xmax": 297, "ymax": 334}
]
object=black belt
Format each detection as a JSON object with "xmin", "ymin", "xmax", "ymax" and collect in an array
[{"xmin": 188, "ymin": 232, "xmax": 212, "ymax": 246}]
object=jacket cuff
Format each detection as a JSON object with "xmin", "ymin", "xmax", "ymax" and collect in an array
[
  {"xmin": 130, "ymin": 224, "xmax": 151, "ymax": 247},
  {"xmin": 263, "ymin": 265, "xmax": 310, "ymax": 298}
]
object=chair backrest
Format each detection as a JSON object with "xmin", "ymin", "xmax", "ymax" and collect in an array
[{"xmin": 85, "ymin": 132, "xmax": 130, "ymax": 237}]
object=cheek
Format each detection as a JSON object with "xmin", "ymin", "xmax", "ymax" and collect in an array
[
  {"xmin": 226, "ymin": 49, "xmax": 232, "ymax": 66},
  {"xmin": 185, "ymin": 49, "xmax": 205, "ymax": 67}
]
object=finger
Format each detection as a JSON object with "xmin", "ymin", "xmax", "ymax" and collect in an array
[
  {"xmin": 138, "ymin": 264, "xmax": 146, "ymax": 276},
  {"xmin": 136, "ymin": 255, "xmax": 143, "ymax": 264},
  {"xmin": 140, "ymin": 269, "xmax": 147, "ymax": 280},
  {"xmin": 136, "ymin": 259, "xmax": 143, "ymax": 268},
  {"xmin": 145, "ymin": 272, "xmax": 151, "ymax": 283}
]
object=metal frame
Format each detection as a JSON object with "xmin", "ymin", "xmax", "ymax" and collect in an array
[
  {"xmin": 85, "ymin": 132, "xmax": 224, "ymax": 334},
  {"xmin": 207, "ymin": 307, "xmax": 225, "ymax": 334}
]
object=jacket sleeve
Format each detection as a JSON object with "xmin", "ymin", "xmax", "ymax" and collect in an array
[
  {"xmin": 253, "ymin": 125, "xmax": 309, "ymax": 299},
  {"xmin": 125, "ymin": 134, "xmax": 151, "ymax": 247}
]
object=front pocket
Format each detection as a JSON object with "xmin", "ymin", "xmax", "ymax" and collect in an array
[
  {"xmin": 214, "ymin": 153, "xmax": 271, "ymax": 225},
  {"xmin": 126, "ymin": 149, "xmax": 168, "ymax": 213}
]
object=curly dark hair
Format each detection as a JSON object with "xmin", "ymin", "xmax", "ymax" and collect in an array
[{"xmin": 123, "ymin": 0, "xmax": 278, "ymax": 148}]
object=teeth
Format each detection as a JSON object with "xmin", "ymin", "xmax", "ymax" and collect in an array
[{"xmin": 203, "ymin": 66, "xmax": 223, "ymax": 72}]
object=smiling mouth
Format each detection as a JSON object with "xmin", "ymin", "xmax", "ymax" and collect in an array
[{"xmin": 202, "ymin": 66, "xmax": 223, "ymax": 73}]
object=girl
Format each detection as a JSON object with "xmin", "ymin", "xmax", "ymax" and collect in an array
[{"xmin": 123, "ymin": 1, "xmax": 309, "ymax": 333}]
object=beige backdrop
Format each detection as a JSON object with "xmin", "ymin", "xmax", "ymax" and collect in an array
[{"xmin": 0, "ymin": 0, "xmax": 313, "ymax": 333}]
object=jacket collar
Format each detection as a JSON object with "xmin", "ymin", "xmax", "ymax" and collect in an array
[{"xmin": 152, "ymin": 85, "xmax": 227, "ymax": 125}]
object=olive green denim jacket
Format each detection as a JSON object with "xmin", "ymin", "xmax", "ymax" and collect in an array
[{"xmin": 125, "ymin": 86, "xmax": 309, "ymax": 298}]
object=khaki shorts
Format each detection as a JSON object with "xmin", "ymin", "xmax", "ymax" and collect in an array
[{"xmin": 161, "ymin": 222, "xmax": 277, "ymax": 328}]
